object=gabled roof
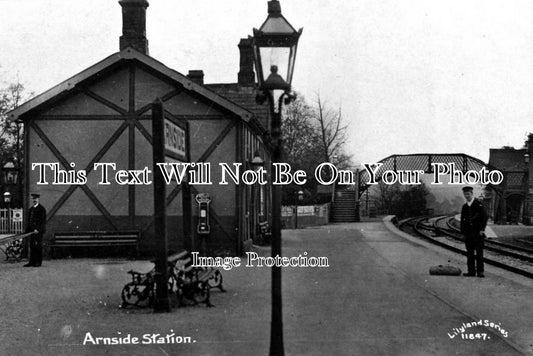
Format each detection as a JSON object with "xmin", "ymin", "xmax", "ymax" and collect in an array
[
  {"xmin": 489, "ymin": 147, "xmax": 527, "ymax": 171},
  {"xmin": 206, "ymin": 83, "xmax": 270, "ymax": 128},
  {"xmin": 8, "ymin": 47, "xmax": 254, "ymax": 123}
]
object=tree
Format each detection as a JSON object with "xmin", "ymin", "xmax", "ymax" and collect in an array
[
  {"xmin": 0, "ymin": 82, "xmax": 31, "ymax": 208},
  {"xmin": 282, "ymin": 94, "xmax": 319, "ymax": 165},
  {"xmin": 280, "ymin": 93, "xmax": 354, "ymax": 204},
  {"xmin": 281, "ymin": 94, "xmax": 323, "ymax": 204},
  {"xmin": 393, "ymin": 183, "xmax": 430, "ymax": 218},
  {"xmin": 372, "ymin": 181, "xmax": 401, "ymax": 214},
  {"xmin": 0, "ymin": 82, "xmax": 32, "ymax": 165},
  {"xmin": 370, "ymin": 182, "xmax": 429, "ymax": 218},
  {"xmin": 313, "ymin": 94, "xmax": 351, "ymax": 168}
]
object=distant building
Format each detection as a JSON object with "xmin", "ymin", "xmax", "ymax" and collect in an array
[{"xmin": 488, "ymin": 140, "xmax": 530, "ymax": 224}]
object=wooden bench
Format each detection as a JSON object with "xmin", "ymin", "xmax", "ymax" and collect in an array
[
  {"xmin": 121, "ymin": 250, "xmax": 224, "ymax": 308},
  {"xmin": 121, "ymin": 252, "xmax": 190, "ymax": 308},
  {"xmin": 167, "ymin": 250, "xmax": 191, "ymax": 271},
  {"xmin": 0, "ymin": 232, "xmax": 33, "ymax": 261},
  {"xmin": 167, "ymin": 251, "xmax": 225, "ymax": 307},
  {"xmin": 166, "ymin": 251, "xmax": 224, "ymax": 289},
  {"xmin": 51, "ymin": 231, "xmax": 140, "ymax": 258},
  {"xmin": 258, "ymin": 221, "xmax": 272, "ymax": 244},
  {"xmin": 121, "ymin": 268, "xmax": 156, "ymax": 308}
]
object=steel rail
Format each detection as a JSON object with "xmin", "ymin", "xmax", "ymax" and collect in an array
[{"xmin": 401, "ymin": 216, "xmax": 533, "ymax": 280}]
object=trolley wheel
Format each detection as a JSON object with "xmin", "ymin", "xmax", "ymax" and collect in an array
[
  {"xmin": 207, "ymin": 269, "xmax": 224, "ymax": 290},
  {"xmin": 168, "ymin": 274, "xmax": 179, "ymax": 294},
  {"xmin": 6, "ymin": 240, "xmax": 23, "ymax": 261},
  {"xmin": 193, "ymin": 282, "xmax": 210, "ymax": 304},
  {"xmin": 121, "ymin": 282, "xmax": 153, "ymax": 308}
]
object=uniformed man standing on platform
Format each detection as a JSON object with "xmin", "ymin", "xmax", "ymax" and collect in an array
[
  {"xmin": 460, "ymin": 186, "xmax": 488, "ymax": 277},
  {"xmin": 24, "ymin": 193, "xmax": 46, "ymax": 267}
]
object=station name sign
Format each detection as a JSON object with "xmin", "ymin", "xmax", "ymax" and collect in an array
[{"xmin": 164, "ymin": 119, "xmax": 186, "ymax": 161}]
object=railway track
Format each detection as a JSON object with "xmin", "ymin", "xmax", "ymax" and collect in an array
[
  {"xmin": 442, "ymin": 217, "xmax": 533, "ymax": 256},
  {"xmin": 399, "ymin": 216, "xmax": 533, "ymax": 279},
  {"xmin": 434, "ymin": 216, "xmax": 533, "ymax": 264}
]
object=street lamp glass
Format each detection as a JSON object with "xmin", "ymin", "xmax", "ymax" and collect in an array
[
  {"xmin": 251, "ymin": 151, "xmax": 265, "ymax": 171},
  {"xmin": 251, "ymin": 0, "xmax": 302, "ymax": 92},
  {"xmin": 2, "ymin": 161, "xmax": 18, "ymax": 185},
  {"xmin": 258, "ymin": 48, "xmax": 292, "ymax": 90}
]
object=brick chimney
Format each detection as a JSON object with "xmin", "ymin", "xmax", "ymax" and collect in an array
[
  {"xmin": 527, "ymin": 133, "xmax": 533, "ymax": 181},
  {"xmin": 187, "ymin": 70, "xmax": 204, "ymax": 85},
  {"xmin": 526, "ymin": 133, "xmax": 533, "ymax": 224},
  {"xmin": 119, "ymin": 0, "xmax": 149, "ymax": 55},
  {"xmin": 238, "ymin": 38, "xmax": 255, "ymax": 87}
]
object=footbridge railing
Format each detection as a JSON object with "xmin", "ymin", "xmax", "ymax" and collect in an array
[{"xmin": 357, "ymin": 153, "xmax": 505, "ymax": 195}]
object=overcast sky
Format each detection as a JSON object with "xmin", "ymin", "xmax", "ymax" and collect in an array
[{"xmin": 1, "ymin": 0, "xmax": 533, "ymax": 164}]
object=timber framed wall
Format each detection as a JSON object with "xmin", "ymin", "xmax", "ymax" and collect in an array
[{"xmin": 20, "ymin": 57, "xmax": 262, "ymax": 257}]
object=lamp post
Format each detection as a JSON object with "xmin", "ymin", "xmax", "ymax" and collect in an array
[
  {"xmin": 365, "ymin": 189, "xmax": 369, "ymax": 217},
  {"xmin": 251, "ymin": 150, "xmax": 265, "ymax": 171},
  {"xmin": 251, "ymin": 150, "xmax": 265, "ymax": 243},
  {"xmin": 294, "ymin": 190, "xmax": 303, "ymax": 229},
  {"xmin": 525, "ymin": 153, "xmax": 530, "ymax": 225},
  {"xmin": 251, "ymin": 2, "xmax": 302, "ymax": 355},
  {"xmin": 3, "ymin": 161, "xmax": 19, "ymax": 187},
  {"xmin": 3, "ymin": 161, "xmax": 18, "ymax": 228},
  {"xmin": 3, "ymin": 192, "xmax": 12, "ymax": 233},
  {"xmin": 15, "ymin": 119, "xmax": 22, "ymax": 207}
]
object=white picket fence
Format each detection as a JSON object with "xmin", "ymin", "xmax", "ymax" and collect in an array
[{"xmin": 0, "ymin": 208, "xmax": 24, "ymax": 234}]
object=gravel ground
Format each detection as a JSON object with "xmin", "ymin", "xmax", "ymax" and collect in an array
[
  {"xmin": 2, "ymin": 223, "xmax": 530, "ymax": 356},
  {"xmin": 491, "ymin": 225, "xmax": 533, "ymax": 239},
  {"xmin": 0, "ymin": 256, "xmax": 270, "ymax": 356}
]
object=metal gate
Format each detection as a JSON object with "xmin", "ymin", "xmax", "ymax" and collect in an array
[{"xmin": 0, "ymin": 209, "xmax": 23, "ymax": 234}]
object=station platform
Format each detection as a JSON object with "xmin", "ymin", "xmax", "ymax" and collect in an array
[
  {"xmin": 490, "ymin": 224, "xmax": 533, "ymax": 239},
  {"xmin": 379, "ymin": 217, "xmax": 533, "ymax": 355},
  {"xmin": 1, "ymin": 220, "xmax": 532, "ymax": 355}
]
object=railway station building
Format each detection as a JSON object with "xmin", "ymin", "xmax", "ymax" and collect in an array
[
  {"xmin": 8, "ymin": 0, "xmax": 272, "ymax": 257},
  {"xmin": 487, "ymin": 134, "xmax": 533, "ymax": 225}
]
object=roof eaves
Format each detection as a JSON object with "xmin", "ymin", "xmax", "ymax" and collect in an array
[
  {"xmin": 8, "ymin": 51, "xmax": 124, "ymax": 121},
  {"xmin": 122, "ymin": 49, "xmax": 254, "ymax": 122},
  {"xmin": 8, "ymin": 47, "xmax": 255, "ymax": 123}
]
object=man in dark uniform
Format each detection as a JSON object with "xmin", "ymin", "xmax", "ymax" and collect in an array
[
  {"xmin": 460, "ymin": 186, "xmax": 487, "ymax": 277},
  {"xmin": 24, "ymin": 193, "xmax": 46, "ymax": 267}
]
